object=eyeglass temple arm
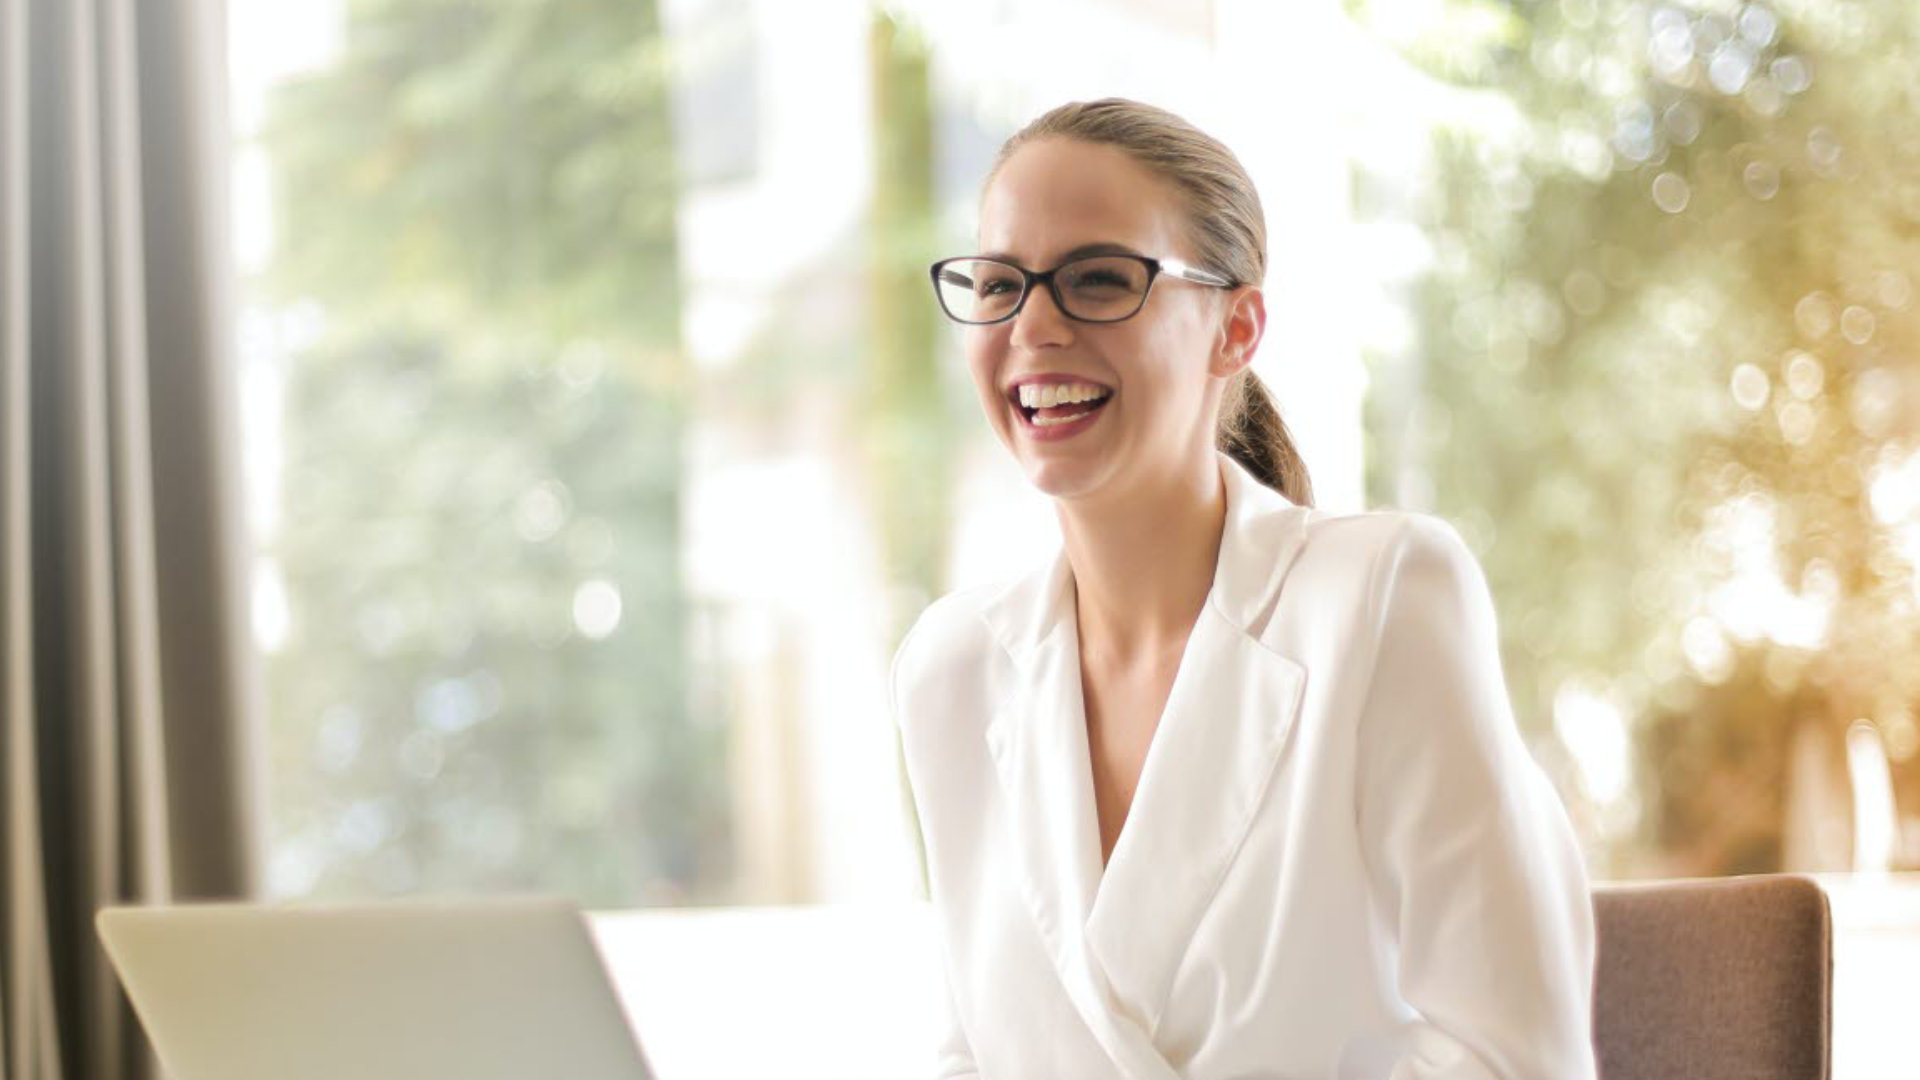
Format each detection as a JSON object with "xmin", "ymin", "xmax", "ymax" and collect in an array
[{"xmin": 1160, "ymin": 258, "xmax": 1234, "ymax": 288}]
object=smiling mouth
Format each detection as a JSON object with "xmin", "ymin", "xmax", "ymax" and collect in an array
[
  {"xmin": 1013, "ymin": 390, "xmax": 1121, "ymax": 432},
  {"xmin": 1006, "ymin": 380, "xmax": 1113, "ymax": 426}
]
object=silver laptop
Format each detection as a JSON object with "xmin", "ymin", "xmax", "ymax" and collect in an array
[{"xmin": 96, "ymin": 895, "xmax": 656, "ymax": 1080}]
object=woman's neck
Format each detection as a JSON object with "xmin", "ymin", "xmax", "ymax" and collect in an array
[{"xmin": 1057, "ymin": 453, "xmax": 1227, "ymax": 670}]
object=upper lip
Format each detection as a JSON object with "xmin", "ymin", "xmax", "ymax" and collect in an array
[{"xmin": 1003, "ymin": 373, "xmax": 1115, "ymax": 406}]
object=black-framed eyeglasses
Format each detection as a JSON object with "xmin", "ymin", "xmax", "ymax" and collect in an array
[{"xmin": 928, "ymin": 253, "xmax": 1235, "ymax": 325}]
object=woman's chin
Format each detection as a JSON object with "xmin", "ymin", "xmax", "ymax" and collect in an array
[{"xmin": 1020, "ymin": 456, "xmax": 1114, "ymax": 502}]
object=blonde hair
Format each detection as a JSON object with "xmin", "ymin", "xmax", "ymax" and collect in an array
[{"xmin": 985, "ymin": 98, "xmax": 1315, "ymax": 506}]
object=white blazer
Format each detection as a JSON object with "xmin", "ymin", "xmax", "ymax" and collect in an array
[{"xmin": 890, "ymin": 450, "xmax": 1597, "ymax": 1080}]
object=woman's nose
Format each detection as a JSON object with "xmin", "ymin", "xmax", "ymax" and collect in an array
[{"xmin": 1009, "ymin": 283, "xmax": 1074, "ymax": 350}]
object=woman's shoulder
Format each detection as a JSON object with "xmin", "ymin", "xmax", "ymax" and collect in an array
[
  {"xmin": 888, "ymin": 581, "xmax": 1006, "ymax": 715},
  {"xmin": 1282, "ymin": 505, "xmax": 1486, "ymax": 625},
  {"xmin": 1293, "ymin": 504, "xmax": 1474, "ymax": 574}
]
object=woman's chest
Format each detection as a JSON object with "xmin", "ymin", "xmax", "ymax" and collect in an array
[{"xmin": 1079, "ymin": 656, "xmax": 1181, "ymax": 863}]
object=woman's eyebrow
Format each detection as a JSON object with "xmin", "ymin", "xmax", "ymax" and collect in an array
[{"xmin": 976, "ymin": 242, "xmax": 1145, "ymax": 264}]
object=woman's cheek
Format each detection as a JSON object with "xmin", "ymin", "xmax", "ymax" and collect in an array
[
  {"xmin": 973, "ymin": 376, "xmax": 1015, "ymax": 449},
  {"xmin": 964, "ymin": 360, "xmax": 997, "ymax": 426}
]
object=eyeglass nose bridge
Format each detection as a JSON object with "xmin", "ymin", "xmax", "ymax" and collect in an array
[{"xmin": 1009, "ymin": 265, "xmax": 1075, "ymax": 324}]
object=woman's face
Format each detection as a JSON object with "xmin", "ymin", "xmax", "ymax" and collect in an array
[{"xmin": 966, "ymin": 137, "xmax": 1249, "ymax": 504}]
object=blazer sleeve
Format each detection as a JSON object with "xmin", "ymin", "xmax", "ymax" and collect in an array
[
  {"xmin": 1348, "ymin": 515, "xmax": 1598, "ymax": 1080},
  {"xmin": 928, "ymin": 961, "xmax": 983, "ymax": 1080},
  {"xmin": 889, "ymin": 624, "xmax": 983, "ymax": 1080}
]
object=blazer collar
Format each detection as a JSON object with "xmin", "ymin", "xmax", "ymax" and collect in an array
[
  {"xmin": 974, "ymin": 451, "xmax": 1316, "ymax": 1072},
  {"xmin": 977, "ymin": 449, "xmax": 1311, "ymax": 656}
]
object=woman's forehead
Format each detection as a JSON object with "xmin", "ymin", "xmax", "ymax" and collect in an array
[{"xmin": 976, "ymin": 139, "xmax": 1182, "ymax": 264}]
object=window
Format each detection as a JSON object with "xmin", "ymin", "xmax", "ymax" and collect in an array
[{"xmin": 231, "ymin": 0, "xmax": 1919, "ymax": 915}]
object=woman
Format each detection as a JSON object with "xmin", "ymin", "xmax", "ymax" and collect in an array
[{"xmin": 892, "ymin": 98, "xmax": 1596, "ymax": 1080}]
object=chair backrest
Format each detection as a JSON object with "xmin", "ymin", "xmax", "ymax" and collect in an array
[{"xmin": 1592, "ymin": 874, "xmax": 1832, "ymax": 1080}]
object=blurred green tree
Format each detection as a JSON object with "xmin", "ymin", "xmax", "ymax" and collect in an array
[
  {"xmin": 256, "ymin": 0, "xmax": 726, "ymax": 904},
  {"xmin": 867, "ymin": 10, "xmax": 951, "ymax": 643},
  {"xmin": 1353, "ymin": 0, "xmax": 1920, "ymax": 876},
  {"xmin": 867, "ymin": 9, "xmax": 950, "ymax": 895}
]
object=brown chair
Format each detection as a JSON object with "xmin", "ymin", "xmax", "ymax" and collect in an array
[{"xmin": 1592, "ymin": 874, "xmax": 1832, "ymax": 1080}]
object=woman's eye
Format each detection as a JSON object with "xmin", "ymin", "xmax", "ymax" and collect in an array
[{"xmin": 979, "ymin": 279, "xmax": 1018, "ymax": 296}]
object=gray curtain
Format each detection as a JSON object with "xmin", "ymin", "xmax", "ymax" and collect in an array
[{"xmin": 1, "ymin": 0, "xmax": 263, "ymax": 1077}]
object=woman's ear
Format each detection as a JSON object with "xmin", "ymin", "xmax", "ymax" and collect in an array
[{"xmin": 1209, "ymin": 285, "xmax": 1265, "ymax": 378}]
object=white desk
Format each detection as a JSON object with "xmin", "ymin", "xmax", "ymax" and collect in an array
[{"xmin": 592, "ymin": 903, "xmax": 945, "ymax": 1080}]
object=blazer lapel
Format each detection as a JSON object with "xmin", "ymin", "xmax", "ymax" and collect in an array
[
  {"xmin": 979, "ymin": 453, "xmax": 1317, "ymax": 1068},
  {"xmin": 982, "ymin": 549, "xmax": 1184, "ymax": 1079},
  {"xmin": 1081, "ymin": 599, "xmax": 1308, "ymax": 1032},
  {"xmin": 981, "ymin": 548, "xmax": 1103, "ymax": 955},
  {"xmin": 1082, "ymin": 454, "xmax": 1317, "ymax": 1032}
]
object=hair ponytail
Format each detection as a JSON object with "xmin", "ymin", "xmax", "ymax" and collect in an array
[{"xmin": 1218, "ymin": 369, "xmax": 1314, "ymax": 506}]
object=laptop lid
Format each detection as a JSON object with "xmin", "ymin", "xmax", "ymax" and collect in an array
[{"xmin": 96, "ymin": 895, "xmax": 655, "ymax": 1080}]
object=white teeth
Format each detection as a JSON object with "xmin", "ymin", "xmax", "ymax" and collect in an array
[
  {"xmin": 1017, "ymin": 381, "xmax": 1110, "ymax": 408},
  {"xmin": 1032, "ymin": 411, "xmax": 1097, "ymax": 427}
]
